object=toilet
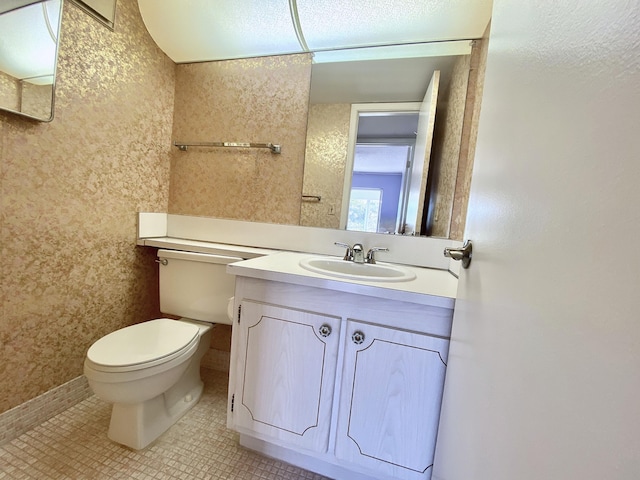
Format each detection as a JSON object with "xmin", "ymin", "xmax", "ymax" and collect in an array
[{"xmin": 84, "ymin": 249, "xmax": 241, "ymax": 449}]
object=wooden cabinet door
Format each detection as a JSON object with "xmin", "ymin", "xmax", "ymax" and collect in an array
[
  {"xmin": 233, "ymin": 300, "xmax": 341, "ymax": 453},
  {"xmin": 336, "ymin": 320, "xmax": 449, "ymax": 480}
]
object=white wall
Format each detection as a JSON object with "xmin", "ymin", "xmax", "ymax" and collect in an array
[{"xmin": 433, "ymin": 0, "xmax": 640, "ymax": 479}]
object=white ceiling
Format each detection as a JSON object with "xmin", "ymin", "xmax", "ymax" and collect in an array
[
  {"xmin": 357, "ymin": 113, "xmax": 419, "ymax": 139},
  {"xmin": 137, "ymin": 0, "xmax": 492, "ymax": 63},
  {"xmin": 137, "ymin": 0, "xmax": 492, "ymax": 105},
  {"xmin": 354, "ymin": 113, "xmax": 420, "ymax": 173},
  {"xmin": 354, "ymin": 144, "xmax": 413, "ymax": 174},
  {"xmin": 309, "ymin": 54, "xmax": 462, "ymax": 104}
]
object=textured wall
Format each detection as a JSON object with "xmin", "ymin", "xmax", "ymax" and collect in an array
[
  {"xmin": 20, "ymin": 83, "xmax": 53, "ymax": 120},
  {"xmin": 169, "ymin": 54, "xmax": 312, "ymax": 225},
  {"xmin": 428, "ymin": 55, "xmax": 471, "ymax": 238},
  {"xmin": 0, "ymin": 71, "xmax": 20, "ymax": 112},
  {"xmin": 428, "ymin": 32, "xmax": 489, "ymax": 240},
  {"xmin": 434, "ymin": 2, "xmax": 640, "ymax": 477},
  {"xmin": 300, "ymin": 103, "xmax": 351, "ymax": 229},
  {"xmin": 449, "ymin": 28, "xmax": 490, "ymax": 240},
  {"xmin": 0, "ymin": 0, "xmax": 175, "ymax": 413}
]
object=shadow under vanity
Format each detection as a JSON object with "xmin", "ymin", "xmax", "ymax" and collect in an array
[{"xmin": 138, "ymin": 213, "xmax": 459, "ymax": 480}]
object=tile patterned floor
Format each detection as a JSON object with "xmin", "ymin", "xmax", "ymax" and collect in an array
[{"xmin": 0, "ymin": 369, "xmax": 329, "ymax": 480}]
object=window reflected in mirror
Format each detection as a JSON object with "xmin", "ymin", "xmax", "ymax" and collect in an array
[
  {"xmin": 347, "ymin": 141, "xmax": 416, "ymax": 235},
  {"xmin": 347, "ymin": 188, "xmax": 382, "ymax": 233}
]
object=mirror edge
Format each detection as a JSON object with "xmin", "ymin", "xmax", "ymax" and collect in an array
[
  {"xmin": 0, "ymin": 0, "xmax": 64, "ymax": 123},
  {"xmin": 68, "ymin": 0, "xmax": 115, "ymax": 30}
]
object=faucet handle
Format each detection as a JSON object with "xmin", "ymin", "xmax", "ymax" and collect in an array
[
  {"xmin": 335, "ymin": 242, "xmax": 354, "ymax": 261},
  {"xmin": 365, "ymin": 246, "xmax": 389, "ymax": 264}
]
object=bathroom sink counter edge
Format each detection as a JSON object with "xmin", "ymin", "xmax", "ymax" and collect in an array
[
  {"xmin": 227, "ymin": 251, "xmax": 457, "ymax": 309},
  {"xmin": 139, "ymin": 236, "xmax": 278, "ymax": 259},
  {"xmin": 138, "ymin": 236, "xmax": 457, "ymax": 308}
]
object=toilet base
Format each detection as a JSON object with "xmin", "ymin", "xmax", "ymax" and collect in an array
[
  {"xmin": 106, "ymin": 325, "xmax": 212, "ymax": 450},
  {"xmin": 108, "ymin": 379, "xmax": 204, "ymax": 450}
]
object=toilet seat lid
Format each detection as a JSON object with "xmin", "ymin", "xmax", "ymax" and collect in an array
[{"xmin": 87, "ymin": 318, "xmax": 199, "ymax": 369}]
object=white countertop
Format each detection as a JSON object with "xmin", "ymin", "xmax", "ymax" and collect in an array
[
  {"xmin": 227, "ymin": 251, "xmax": 458, "ymax": 309},
  {"xmin": 137, "ymin": 236, "xmax": 458, "ymax": 309},
  {"xmin": 138, "ymin": 237, "xmax": 277, "ymax": 258}
]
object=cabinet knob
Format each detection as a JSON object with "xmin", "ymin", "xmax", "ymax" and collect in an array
[
  {"xmin": 351, "ymin": 331, "xmax": 365, "ymax": 345},
  {"xmin": 318, "ymin": 324, "xmax": 332, "ymax": 337}
]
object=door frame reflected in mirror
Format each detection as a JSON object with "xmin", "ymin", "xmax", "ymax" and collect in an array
[{"xmin": 341, "ymin": 103, "xmax": 422, "ymax": 234}]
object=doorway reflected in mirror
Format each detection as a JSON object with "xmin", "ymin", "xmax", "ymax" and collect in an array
[{"xmin": 345, "ymin": 113, "xmax": 419, "ymax": 235}]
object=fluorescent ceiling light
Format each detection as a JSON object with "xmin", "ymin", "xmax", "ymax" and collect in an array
[
  {"xmin": 312, "ymin": 41, "xmax": 473, "ymax": 64},
  {"xmin": 138, "ymin": 0, "xmax": 303, "ymax": 63},
  {"xmin": 137, "ymin": 0, "xmax": 493, "ymax": 64},
  {"xmin": 296, "ymin": 0, "xmax": 490, "ymax": 51}
]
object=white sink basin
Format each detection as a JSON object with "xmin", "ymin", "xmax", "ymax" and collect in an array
[{"xmin": 299, "ymin": 257, "xmax": 416, "ymax": 282}]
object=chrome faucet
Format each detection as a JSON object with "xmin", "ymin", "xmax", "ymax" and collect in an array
[
  {"xmin": 352, "ymin": 243, "xmax": 365, "ymax": 263},
  {"xmin": 335, "ymin": 242, "xmax": 389, "ymax": 264}
]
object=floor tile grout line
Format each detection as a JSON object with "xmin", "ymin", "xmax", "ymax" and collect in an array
[{"xmin": 0, "ymin": 369, "xmax": 329, "ymax": 480}]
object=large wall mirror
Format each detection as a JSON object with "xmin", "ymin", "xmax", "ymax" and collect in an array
[
  {"xmin": 140, "ymin": 0, "xmax": 491, "ymax": 240},
  {"xmin": 0, "ymin": 0, "xmax": 63, "ymax": 122},
  {"xmin": 300, "ymin": 43, "xmax": 475, "ymax": 237}
]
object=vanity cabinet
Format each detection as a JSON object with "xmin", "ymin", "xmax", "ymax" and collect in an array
[
  {"xmin": 335, "ymin": 320, "xmax": 449, "ymax": 479},
  {"xmin": 232, "ymin": 300, "xmax": 341, "ymax": 453},
  {"xmin": 228, "ymin": 274, "xmax": 454, "ymax": 480}
]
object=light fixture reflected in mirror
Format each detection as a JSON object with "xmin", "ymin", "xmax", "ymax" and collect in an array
[
  {"xmin": 0, "ymin": 0, "xmax": 63, "ymax": 122},
  {"xmin": 69, "ymin": 0, "xmax": 116, "ymax": 30}
]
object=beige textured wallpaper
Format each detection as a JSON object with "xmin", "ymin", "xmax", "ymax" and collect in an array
[
  {"xmin": 449, "ymin": 28, "xmax": 490, "ymax": 240},
  {"xmin": 169, "ymin": 54, "xmax": 312, "ymax": 225},
  {"xmin": 0, "ymin": 71, "xmax": 20, "ymax": 112},
  {"xmin": 0, "ymin": 0, "xmax": 175, "ymax": 413},
  {"xmin": 429, "ymin": 55, "xmax": 471, "ymax": 238},
  {"xmin": 21, "ymin": 83, "xmax": 53, "ymax": 120},
  {"xmin": 300, "ymin": 103, "xmax": 351, "ymax": 229},
  {"xmin": 428, "ymin": 31, "xmax": 489, "ymax": 240}
]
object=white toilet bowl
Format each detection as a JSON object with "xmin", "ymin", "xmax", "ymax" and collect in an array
[
  {"xmin": 84, "ymin": 318, "xmax": 212, "ymax": 449},
  {"xmin": 84, "ymin": 249, "xmax": 240, "ymax": 449}
]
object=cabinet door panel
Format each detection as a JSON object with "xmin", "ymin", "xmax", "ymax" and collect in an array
[
  {"xmin": 336, "ymin": 321, "xmax": 449, "ymax": 480},
  {"xmin": 234, "ymin": 300, "xmax": 340, "ymax": 453}
]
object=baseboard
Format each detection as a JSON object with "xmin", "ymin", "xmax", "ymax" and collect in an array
[
  {"xmin": 1, "ymin": 348, "xmax": 229, "ymax": 446},
  {"xmin": 0, "ymin": 375, "xmax": 93, "ymax": 445},
  {"xmin": 201, "ymin": 348, "xmax": 230, "ymax": 372}
]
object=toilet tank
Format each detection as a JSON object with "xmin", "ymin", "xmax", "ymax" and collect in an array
[{"xmin": 157, "ymin": 249, "xmax": 243, "ymax": 325}]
